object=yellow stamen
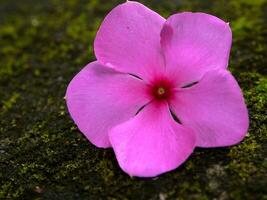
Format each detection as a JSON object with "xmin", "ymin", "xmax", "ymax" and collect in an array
[{"xmin": 157, "ymin": 87, "xmax": 165, "ymax": 95}]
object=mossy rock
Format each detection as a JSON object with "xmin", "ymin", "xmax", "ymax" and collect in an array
[{"xmin": 0, "ymin": 0, "xmax": 266, "ymax": 199}]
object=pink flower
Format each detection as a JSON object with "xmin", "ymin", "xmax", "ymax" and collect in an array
[{"xmin": 66, "ymin": 1, "xmax": 249, "ymax": 177}]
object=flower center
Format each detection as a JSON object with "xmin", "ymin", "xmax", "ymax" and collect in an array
[
  {"xmin": 153, "ymin": 85, "xmax": 169, "ymax": 100},
  {"xmin": 149, "ymin": 78, "xmax": 174, "ymax": 101},
  {"xmin": 157, "ymin": 87, "xmax": 165, "ymax": 95}
]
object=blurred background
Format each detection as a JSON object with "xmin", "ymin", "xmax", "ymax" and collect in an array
[{"xmin": 0, "ymin": 0, "xmax": 266, "ymax": 199}]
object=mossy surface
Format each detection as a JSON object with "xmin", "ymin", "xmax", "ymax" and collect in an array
[{"xmin": 0, "ymin": 0, "xmax": 266, "ymax": 199}]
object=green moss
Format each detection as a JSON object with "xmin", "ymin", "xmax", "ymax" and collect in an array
[
  {"xmin": 0, "ymin": 0, "xmax": 266, "ymax": 199},
  {"xmin": 1, "ymin": 92, "xmax": 20, "ymax": 114}
]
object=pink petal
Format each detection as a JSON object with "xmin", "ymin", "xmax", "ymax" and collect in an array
[
  {"xmin": 170, "ymin": 69, "xmax": 249, "ymax": 147},
  {"xmin": 94, "ymin": 1, "xmax": 165, "ymax": 81},
  {"xmin": 161, "ymin": 12, "xmax": 232, "ymax": 86},
  {"xmin": 66, "ymin": 61, "xmax": 150, "ymax": 148},
  {"xmin": 109, "ymin": 102, "xmax": 195, "ymax": 177}
]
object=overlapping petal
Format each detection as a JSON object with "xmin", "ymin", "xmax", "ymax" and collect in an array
[
  {"xmin": 109, "ymin": 102, "xmax": 195, "ymax": 177},
  {"xmin": 94, "ymin": 1, "xmax": 166, "ymax": 80},
  {"xmin": 161, "ymin": 12, "xmax": 232, "ymax": 86},
  {"xmin": 66, "ymin": 61, "xmax": 150, "ymax": 148},
  {"xmin": 170, "ymin": 69, "xmax": 249, "ymax": 147}
]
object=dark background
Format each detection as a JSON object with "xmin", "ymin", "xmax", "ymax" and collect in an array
[{"xmin": 0, "ymin": 0, "xmax": 266, "ymax": 199}]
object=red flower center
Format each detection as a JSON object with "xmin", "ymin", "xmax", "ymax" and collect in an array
[{"xmin": 149, "ymin": 78, "xmax": 175, "ymax": 101}]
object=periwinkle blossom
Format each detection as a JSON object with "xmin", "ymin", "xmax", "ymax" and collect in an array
[{"xmin": 66, "ymin": 1, "xmax": 249, "ymax": 177}]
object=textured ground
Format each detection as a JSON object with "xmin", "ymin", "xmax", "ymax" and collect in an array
[{"xmin": 0, "ymin": 0, "xmax": 266, "ymax": 199}]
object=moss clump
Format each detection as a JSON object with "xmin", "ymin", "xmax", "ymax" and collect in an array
[{"xmin": 0, "ymin": 0, "xmax": 266, "ymax": 199}]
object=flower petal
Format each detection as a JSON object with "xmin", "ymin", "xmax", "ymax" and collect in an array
[
  {"xmin": 94, "ymin": 1, "xmax": 165, "ymax": 80},
  {"xmin": 66, "ymin": 61, "xmax": 150, "ymax": 148},
  {"xmin": 170, "ymin": 69, "xmax": 249, "ymax": 147},
  {"xmin": 109, "ymin": 102, "xmax": 195, "ymax": 177},
  {"xmin": 161, "ymin": 12, "xmax": 232, "ymax": 86}
]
